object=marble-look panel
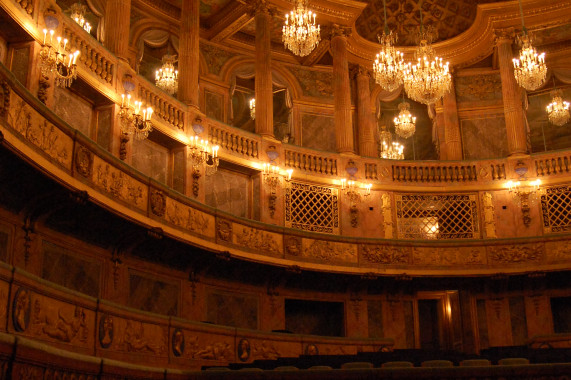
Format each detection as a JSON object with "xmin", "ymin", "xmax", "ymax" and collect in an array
[
  {"xmin": 205, "ymin": 169, "xmax": 249, "ymax": 218},
  {"xmin": 509, "ymin": 296, "xmax": 527, "ymax": 346},
  {"xmin": 287, "ymin": 67, "xmax": 333, "ymax": 99},
  {"xmin": 301, "ymin": 113, "xmax": 335, "ymax": 152},
  {"xmin": 11, "ymin": 46, "xmax": 29, "ymax": 86},
  {"xmin": 128, "ymin": 271, "xmax": 179, "ymax": 317},
  {"xmin": 461, "ymin": 117, "xmax": 508, "ymax": 159},
  {"xmin": 96, "ymin": 107, "xmax": 112, "ymax": 152},
  {"xmin": 131, "ymin": 138, "xmax": 169, "ymax": 185},
  {"xmin": 285, "ymin": 299, "xmax": 344, "ymax": 337},
  {"xmin": 455, "ymin": 74, "xmax": 502, "ymax": 103},
  {"xmin": 42, "ymin": 241, "xmax": 101, "ymax": 298},
  {"xmin": 367, "ymin": 300, "xmax": 384, "ymax": 338},
  {"xmin": 205, "ymin": 90, "xmax": 223, "ymax": 122},
  {"xmin": 53, "ymin": 86, "xmax": 92, "ymax": 136},
  {"xmin": 172, "ymin": 149, "xmax": 185, "ymax": 194},
  {"xmin": 206, "ymin": 291, "xmax": 258, "ymax": 330}
]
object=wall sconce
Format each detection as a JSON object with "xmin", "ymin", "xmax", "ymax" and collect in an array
[
  {"xmin": 250, "ymin": 98, "xmax": 256, "ymax": 120},
  {"xmin": 119, "ymin": 93, "xmax": 153, "ymax": 140},
  {"xmin": 188, "ymin": 118, "xmax": 219, "ymax": 197},
  {"xmin": 507, "ymin": 179, "xmax": 542, "ymax": 227},
  {"xmin": 39, "ymin": 29, "xmax": 80, "ymax": 88},
  {"xmin": 341, "ymin": 179, "xmax": 372, "ymax": 228},
  {"xmin": 263, "ymin": 164, "xmax": 292, "ymax": 218},
  {"xmin": 69, "ymin": 2, "xmax": 92, "ymax": 33}
]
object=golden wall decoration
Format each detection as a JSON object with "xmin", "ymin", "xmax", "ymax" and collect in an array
[
  {"xmin": 302, "ymin": 239, "xmax": 357, "ymax": 263},
  {"xmin": 360, "ymin": 245, "xmax": 410, "ymax": 265},
  {"xmin": 233, "ymin": 226, "xmax": 282, "ymax": 256},
  {"xmin": 545, "ymin": 240, "xmax": 571, "ymax": 262},
  {"xmin": 412, "ymin": 246, "xmax": 485, "ymax": 266},
  {"xmin": 488, "ymin": 244, "xmax": 544, "ymax": 264},
  {"xmin": 380, "ymin": 193, "xmax": 394, "ymax": 239},
  {"xmin": 482, "ymin": 192, "xmax": 497, "ymax": 238},
  {"xmin": 164, "ymin": 198, "xmax": 213, "ymax": 238}
]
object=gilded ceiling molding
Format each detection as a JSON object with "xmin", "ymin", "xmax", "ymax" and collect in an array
[
  {"xmin": 134, "ymin": 0, "xmax": 180, "ymax": 20},
  {"xmin": 207, "ymin": 3, "xmax": 252, "ymax": 42},
  {"xmin": 270, "ymin": 0, "xmax": 366, "ymax": 25}
]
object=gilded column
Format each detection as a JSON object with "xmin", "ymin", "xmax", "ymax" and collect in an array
[
  {"xmin": 178, "ymin": 0, "xmax": 200, "ymax": 108},
  {"xmin": 331, "ymin": 26, "xmax": 354, "ymax": 154},
  {"xmin": 254, "ymin": 1, "xmax": 274, "ymax": 138},
  {"xmin": 442, "ymin": 77, "xmax": 462, "ymax": 160},
  {"xmin": 496, "ymin": 31, "xmax": 528, "ymax": 156},
  {"xmin": 104, "ymin": 0, "xmax": 131, "ymax": 62},
  {"xmin": 355, "ymin": 66, "xmax": 376, "ymax": 157}
]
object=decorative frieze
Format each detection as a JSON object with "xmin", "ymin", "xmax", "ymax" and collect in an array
[
  {"xmin": 360, "ymin": 245, "xmax": 410, "ymax": 265},
  {"xmin": 302, "ymin": 239, "xmax": 357, "ymax": 263},
  {"xmin": 233, "ymin": 226, "xmax": 282, "ymax": 256},
  {"xmin": 164, "ymin": 198, "xmax": 212, "ymax": 237},
  {"xmin": 412, "ymin": 246, "xmax": 486, "ymax": 266},
  {"xmin": 488, "ymin": 244, "xmax": 544, "ymax": 264},
  {"xmin": 92, "ymin": 156, "xmax": 147, "ymax": 210}
]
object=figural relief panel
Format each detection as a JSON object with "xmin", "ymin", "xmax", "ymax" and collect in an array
[
  {"xmin": 488, "ymin": 244, "xmax": 545, "ymax": 264},
  {"xmin": 11, "ymin": 286, "xmax": 94, "ymax": 349},
  {"xmin": 412, "ymin": 246, "xmax": 486, "ymax": 266},
  {"xmin": 163, "ymin": 197, "xmax": 214, "ymax": 238},
  {"xmin": 301, "ymin": 239, "xmax": 357, "ymax": 263},
  {"xmin": 6, "ymin": 92, "xmax": 72, "ymax": 169},
  {"xmin": 175, "ymin": 329, "xmax": 234, "ymax": 361},
  {"xmin": 545, "ymin": 240, "xmax": 571, "ymax": 263},
  {"xmin": 91, "ymin": 156, "xmax": 148, "ymax": 211},
  {"xmin": 360, "ymin": 245, "xmax": 411, "ymax": 265},
  {"xmin": 232, "ymin": 224, "xmax": 282, "ymax": 257},
  {"xmin": 98, "ymin": 314, "xmax": 168, "ymax": 356},
  {"xmin": 455, "ymin": 74, "xmax": 502, "ymax": 103}
]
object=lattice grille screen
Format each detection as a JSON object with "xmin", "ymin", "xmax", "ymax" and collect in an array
[
  {"xmin": 541, "ymin": 185, "xmax": 571, "ymax": 233},
  {"xmin": 395, "ymin": 194, "xmax": 480, "ymax": 239},
  {"xmin": 285, "ymin": 182, "xmax": 339, "ymax": 234}
]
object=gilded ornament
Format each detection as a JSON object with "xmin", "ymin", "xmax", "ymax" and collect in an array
[
  {"xmin": 304, "ymin": 240, "xmax": 356, "ymax": 262},
  {"xmin": 150, "ymin": 189, "xmax": 166, "ymax": 217},
  {"xmin": 361, "ymin": 245, "xmax": 409, "ymax": 264},
  {"xmin": 234, "ymin": 227, "xmax": 281, "ymax": 255},
  {"xmin": 489, "ymin": 244, "xmax": 544, "ymax": 263},
  {"xmin": 74, "ymin": 145, "xmax": 92, "ymax": 178},
  {"xmin": 284, "ymin": 236, "xmax": 301, "ymax": 256},
  {"xmin": 217, "ymin": 219, "xmax": 232, "ymax": 242}
]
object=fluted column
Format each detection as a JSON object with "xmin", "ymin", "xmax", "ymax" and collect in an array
[
  {"xmin": 355, "ymin": 66, "xmax": 376, "ymax": 157},
  {"xmin": 496, "ymin": 31, "xmax": 528, "ymax": 156},
  {"xmin": 254, "ymin": 1, "xmax": 274, "ymax": 138},
  {"xmin": 104, "ymin": 0, "xmax": 131, "ymax": 62},
  {"xmin": 442, "ymin": 77, "xmax": 462, "ymax": 160},
  {"xmin": 178, "ymin": 0, "xmax": 200, "ymax": 108},
  {"xmin": 331, "ymin": 26, "xmax": 354, "ymax": 154}
]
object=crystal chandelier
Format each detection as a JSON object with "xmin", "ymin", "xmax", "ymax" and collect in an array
[
  {"xmin": 282, "ymin": 0, "xmax": 321, "ymax": 57},
  {"xmin": 69, "ymin": 2, "xmax": 91, "ymax": 33},
  {"xmin": 378, "ymin": 125, "xmax": 404, "ymax": 160},
  {"xmin": 250, "ymin": 98, "xmax": 255, "ymax": 120},
  {"xmin": 373, "ymin": 0, "xmax": 404, "ymax": 92},
  {"xmin": 155, "ymin": 53, "xmax": 178, "ymax": 95},
  {"xmin": 119, "ymin": 93, "xmax": 154, "ymax": 140},
  {"xmin": 512, "ymin": 0, "xmax": 547, "ymax": 91},
  {"xmin": 394, "ymin": 101, "xmax": 416, "ymax": 139},
  {"xmin": 39, "ymin": 29, "xmax": 80, "ymax": 88},
  {"xmin": 546, "ymin": 89, "xmax": 570, "ymax": 126},
  {"xmin": 189, "ymin": 135, "xmax": 219, "ymax": 173}
]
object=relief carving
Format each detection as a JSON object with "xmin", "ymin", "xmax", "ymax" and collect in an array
[
  {"xmin": 74, "ymin": 145, "xmax": 93, "ymax": 178},
  {"xmin": 0, "ymin": 81, "xmax": 9, "ymax": 117},
  {"xmin": 94, "ymin": 161, "xmax": 144, "ymax": 207},
  {"xmin": 31, "ymin": 302, "xmax": 88, "ymax": 344},
  {"xmin": 8, "ymin": 98, "xmax": 71, "ymax": 167},
  {"xmin": 119, "ymin": 321, "xmax": 166, "ymax": 354},
  {"xmin": 18, "ymin": 365, "xmax": 44, "ymax": 380},
  {"xmin": 12, "ymin": 287, "xmax": 31, "ymax": 332},
  {"xmin": 456, "ymin": 74, "xmax": 502, "ymax": 102},
  {"xmin": 287, "ymin": 67, "xmax": 333, "ymax": 98},
  {"xmin": 172, "ymin": 329, "xmax": 185, "ymax": 357},
  {"xmin": 546, "ymin": 240, "xmax": 571, "ymax": 262},
  {"xmin": 187, "ymin": 336, "xmax": 233, "ymax": 361},
  {"xmin": 164, "ymin": 199, "xmax": 209, "ymax": 234},
  {"xmin": 234, "ymin": 227, "xmax": 280, "ymax": 255},
  {"xmin": 361, "ymin": 245, "xmax": 410, "ymax": 264},
  {"xmin": 412, "ymin": 247, "xmax": 485, "ymax": 265},
  {"xmin": 284, "ymin": 236, "xmax": 301, "ymax": 256},
  {"xmin": 304, "ymin": 240, "xmax": 356, "ymax": 262},
  {"xmin": 150, "ymin": 189, "xmax": 166, "ymax": 217},
  {"xmin": 252, "ymin": 340, "xmax": 280, "ymax": 360},
  {"xmin": 38, "ymin": 74, "xmax": 50, "ymax": 104},
  {"xmin": 44, "ymin": 368, "xmax": 95, "ymax": 380},
  {"xmin": 98, "ymin": 314, "xmax": 114, "ymax": 348},
  {"xmin": 380, "ymin": 193, "xmax": 394, "ymax": 238},
  {"xmin": 237, "ymin": 338, "xmax": 250, "ymax": 361},
  {"xmin": 217, "ymin": 219, "xmax": 232, "ymax": 242},
  {"xmin": 482, "ymin": 192, "xmax": 497, "ymax": 238},
  {"xmin": 489, "ymin": 244, "xmax": 544, "ymax": 263}
]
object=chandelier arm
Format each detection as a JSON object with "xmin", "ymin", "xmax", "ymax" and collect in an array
[{"xmin": 517, "ymin": 0, "xmax": 527, "ymax": 35}]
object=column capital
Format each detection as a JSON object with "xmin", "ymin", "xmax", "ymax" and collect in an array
[
  {"xmin": 330, "ymin": 24, "xmax": 352, "ymax": 40},
  {"xmin": 494, "ymin": 28, "xmax": 516, "ymax": 46},
  {"xmin": 246, "ymin": 0, "xmax": 277, "ymax": 17},
  {"xmin": 350, "ymin": 64, "xmax": 371, "ymax": 80}
]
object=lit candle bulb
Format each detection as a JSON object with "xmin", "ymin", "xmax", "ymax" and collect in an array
[
  {"xmin": 213, "ymin": 145, "xmax": 219, "ymax": 158},
  {"xmin": 49, "ymin": 30, "xmax": 54, "ymax": 44},
  {"xmin": 121, "ymin": 94, "xmax": 125, "ymax": 107},
  {"xmin": 73, "ymin": 51, "xmax": 79, "ymax": 64},
  {"xmin": 43, "ymin": 29, "xmax": 47, "ymax": 45}
]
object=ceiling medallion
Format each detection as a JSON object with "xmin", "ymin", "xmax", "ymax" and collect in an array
[
  {"xmin": 546, "ymin": 89, "xmax": 570, "ymax": 126},
  {"xmin": 373, "ymin": 0, "xmax": 403, "ymax": 92},
  {"xmin": 394, "ymin": 101, "xmax": 416, "ymax": 139},
  {"xmin": 282, "ymin": 0, "xmax": 321, "ymax": 57},
  {"xmin": 512, "ymin": 0, "xmax": 547, "ymax": 91},
  {"xmin": 155, "ymin": 53, "xmax": 178, "ymax": 95}
]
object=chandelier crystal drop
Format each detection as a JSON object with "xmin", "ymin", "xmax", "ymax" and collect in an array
[
  {"xmin": 546, "ymin": 89, "xmax": 570, "ymax": 126},
  {"xmin": 373, "ymin": 31, "xmax": 404, "ymax": 92},
  {"xmin": 282, "ymin": 0, "xmax": 321, "ymax": 57},
  {"xmin": 513, "ymin": 35, "xmax": 547, "ymax": 91},
  {"xmin": 69, "ymin": 3, "xmax": 91, "ymax": 33},
  {"xmin": 402, "ymin": 27, "xmax": 451, "ymax": 105},
  {"xmin": 393, "ymin": 101, "xmax": 416, "ymax": 139},
  {"xmin": 378, "ymin": 126, "xmax": 404, "ymax": 160},
  {"xmin": 155, "ymin": 54, "xmax": 178, "ymax": 95}
]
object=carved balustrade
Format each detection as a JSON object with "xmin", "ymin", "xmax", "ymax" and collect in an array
[
  {"xmin": 533, "ymin": 151, "xmax": 571, "ymax": 177},
  {"xmin": 208, "ymin": 120, "xmax": 260, "ymax": 159},
  {"xmin": 284, "ymin": 147, "xmax": 338, "ymax": 176}
]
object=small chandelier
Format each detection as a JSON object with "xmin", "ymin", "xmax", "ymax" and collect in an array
[
  {"xmin": 378, "ymin": 125, "xmax": 404, "ymax": 160},
  {"xmin": 282, "ymin": 0, "xmax": 321, "ymax": 57},
  {"xmin": 512, "ymin": 0, "xmax": 547, "ymax": 91},
  {"xmin": 373, "ymin": 0, "xmax": 403, "ymax": 92},
  {"xmin": 250, "ymin": 98, "xmax": 255, "ymax": 120},
  {"xmin": 546, "ymin": 89, "xmax": 570, "ymax": 126},
  {"xmin": 189, "ymin": 135, "xmax": 219, "ymax": 173},
  {"xmin": 394, "ymin": 101, "xmax": 416, "ymax": 139},
  {"xmin": 69, "ymin": 2, "xmax": 91, "ymax": 33},
  {"xmin": 119, "ymin": 93, "xmax": 153, "ymax": 140},
  {"xmin": 155, "ymin": 53, "xmax": 178, "ymax": 95},
  {"xmin": 39, "ymin": 29, "xmax": 80, "ymax": 88}
]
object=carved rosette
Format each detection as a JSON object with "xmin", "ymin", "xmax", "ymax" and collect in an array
[
  {"xmin": 488, "ymin": 244, "xmax": 544, "ymax": 264},
  {"xmin": 150, "ymin": 189, "xmax": 166, "ymax": 217},
  {"xmin": 74, "ymin": 145, "xmax": 93, "ymax": 178},
  {"xmin": 216, "ymin": 219, "xmax": 232, "ymax": 242}
]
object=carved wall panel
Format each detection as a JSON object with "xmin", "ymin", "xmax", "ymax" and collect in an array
[
  {"xmin": 455, "ymin": 74, "xmax": 502, "ymax": 103},
  {"xmin": 200, "ymin": 43, "xmax": 234, "ymax": 76},
  {"xmin": 487, "ymin": 244, "xmax": 544, "ymax": 264},
  {"xmin": 360, "ymin": 245, "xmax": 411, "ymax": 265},
  {"xmin": 53, "ymin": 86, "xmax": 92, "ymax": 137},
  {"xmin": 91, "ymin": 156, "xmax": 148, "ymax": 211},
  {"xmin": 287, "ymin": 67, "xmax": 333, "ymax": 99},
  {"xmin": 174, "ymin": 328, "xmax": 235, "ymax": 362},
  {"xmin": 545, "ymin": 240, "xmax": 571, "ymax": 263},
  {"xmin": 232, "ymin": 225, "xmax": 282, "ymax": 257},
  {"xmin": 412, "ymin": 246, "xmax": 486, "ymax": 266},
  {"xmin": 7, "ymin": 92, "xmax": 73, "ymax": 169},
  {"xmin": 206, "ymin": 291, "xmax": 258, "ymax": 330},
  {"xmin": 163, "ymin": 197, "xmax": 214, "ymax": 238},
  {"xmin": 128, "ymin": 271, "xmax": 179, "ymax": 317},
  {"xmin": 301, "ymin": 239, "xmax": 357, "ymax": 263}
]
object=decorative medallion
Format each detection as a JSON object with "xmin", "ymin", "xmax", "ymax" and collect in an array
[
  {"xmin": 237, "ymin": 338, "xmax": 250, "ymax": 362},
  {"xmin": 305, "ymin": 343, "xmax": 319, "ymax": 355},
  {"xmin": 284, "ymin": 236, "xmax": 301, "ymax": 256},
  {"xmin": 74, "ymin": 145, "xmax": 93, "ymax": 178},
  {"xmin": 12, "ymin": 287, "xmax": 31, "ymax": 332},
  {"xmin": 98, "ymin": 314, "xmax": 114, "ymax": 348},
  {"xmin": 217, "ymin": 219, "xmax": 232, "ymax": 242},
  {"xmin": 150, "ymin": 189, "xmax": 166, "ymax": 217},
  {"xmin": 172, "ymin": 329, "xmax": 185, "ymax": 357}
]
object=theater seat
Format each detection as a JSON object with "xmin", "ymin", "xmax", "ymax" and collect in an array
[
  {"xmin": 498, "ymin": 358, "xmax": 530, "ymax": 365},
  {"xmin": 381, "ymin": 361, "xmax": 414, "ymax": 368},
  {"xmin": 274, "ymin": 366, "xmax": 299, "ymax": 371},
  {"xmin": 421, "ymin": 360, "xmax": 454, "ymax": 367},
  {"xmin": 460, "ymin": 359, "xmax": 491, "ymax": 367},
  {"xmin": 309, "ymin": 365, "xmax": 333, "ymax": 370},
  {"xmin": 341, "ymin": 362, "xmax": 374, "ymax": 369}
]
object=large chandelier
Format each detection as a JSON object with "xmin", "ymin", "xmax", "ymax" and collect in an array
[
  {"xmin": 546, "ymin": 89, "xmax": 570, "ymax": 126},
  {"xmin": 394, "ymin": 101, "xmax": 416, "ymax": 139},
  {"xmin": 512, "ymin": 0, "xmax": 547, "ymax": 91},
  {"xmin": 39, "ymin": 29, "xmax": 80, "ymax": 88},
  {"xmin": 373, "ymin": 0, "xmax": 403, "ymax": 92},
  {"xmin": 155, "ymin": 53, "xmax": 178, "ymax": 95},
  {"xmin": 378, "ymin": 125, "xmax": 404, "ymax": 160},
  {"xmin": 69, "ymin": 2, "xmax": 91, "ymax": 33},
  {"xmin": 282, "ymin": 0, "xmax": 321, "ymax": 57}
]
